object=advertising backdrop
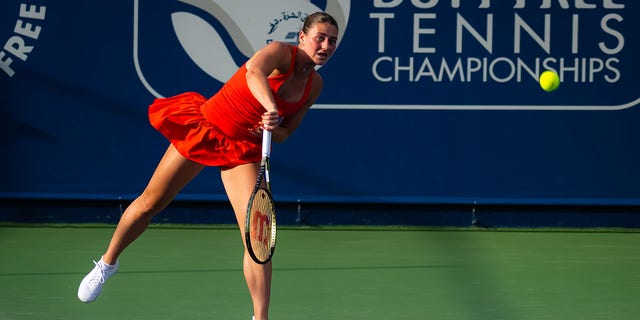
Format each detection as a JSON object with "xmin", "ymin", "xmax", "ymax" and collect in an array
[{"xmin": 2, "ymin": 1, "xmax": 638, "ymax": 207}]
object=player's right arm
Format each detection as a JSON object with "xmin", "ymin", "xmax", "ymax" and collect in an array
[
  {"xmin": 271, "ymin": 72, "xmax": 323, "ymax": 143},
  {"xmin": 245, "ymin": 42, "xmax": 292, "ymax": 116}
]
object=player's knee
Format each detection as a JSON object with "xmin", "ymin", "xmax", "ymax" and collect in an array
[{"xmin": 134, "ymin": 192, "xmax": 169, "ymax": 217}]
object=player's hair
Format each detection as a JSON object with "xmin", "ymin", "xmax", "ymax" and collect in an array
[{"xmin": 302, "ymin": 12, "xmax": 339, "ymax": 33}]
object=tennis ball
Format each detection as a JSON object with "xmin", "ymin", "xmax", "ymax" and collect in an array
[{"xmin": 539, "ymin": 70, "xmax": 560, "ymax": 92}]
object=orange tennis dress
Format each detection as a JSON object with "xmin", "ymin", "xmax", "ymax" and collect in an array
[{"xmin": 148, "ymin": 45, "xmax": 314, "ymax": 168}]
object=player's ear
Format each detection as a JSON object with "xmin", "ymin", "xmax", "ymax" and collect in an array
[{"xmin": 298, "ymin": 31, "xmax": 305, "ymax": 45}]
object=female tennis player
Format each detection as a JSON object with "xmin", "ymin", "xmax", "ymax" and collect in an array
[{"xmin": 77, "ymin": 12, "xmax": 339, "ymax": 320}]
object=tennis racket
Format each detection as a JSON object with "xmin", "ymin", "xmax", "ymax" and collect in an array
[{"xmin": 245, "ymin": 129, "xmax": 277, "ymax": 264}]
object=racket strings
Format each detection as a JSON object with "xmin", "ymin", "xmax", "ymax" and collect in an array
[{"xmin": 249, "ymin": 189, "xmax": 274, "ymax": 261}]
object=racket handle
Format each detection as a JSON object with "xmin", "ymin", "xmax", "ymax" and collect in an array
[{"xmin": 262, "ymin": 129, "xmax": 272, "ymax": 156}]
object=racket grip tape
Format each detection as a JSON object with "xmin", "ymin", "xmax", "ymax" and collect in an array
[{"xmin": 262, "ymin": 130, "xmax": 272, "ymax": 156}]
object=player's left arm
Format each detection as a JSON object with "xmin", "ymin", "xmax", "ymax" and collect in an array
[{"xmin": 272, "ymin": 72, "xmax": 324, "ymax": 143}]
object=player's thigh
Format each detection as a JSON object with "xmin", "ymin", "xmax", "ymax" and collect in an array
[
  {"xmin": 220, "ymin": 163, "xmax": 259, "ymax": 228},
  {"xmin": 140, "ymin": 144, "xmax": 205, "ymax": 211}
]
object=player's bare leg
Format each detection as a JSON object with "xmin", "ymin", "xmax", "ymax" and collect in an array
[
  {"xmin": 79, "ymin": 145, "xmax": 204, "ymax": 302},
  {"xmin": 103, "ymin": 144, "xmax": 204, "ymax": 264},
  {"xmin": 221, "ymin": 163, "xmax": 272, "ymax": 320}
]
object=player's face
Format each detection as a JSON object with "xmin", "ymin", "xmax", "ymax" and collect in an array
[{"xmin": 300, "ymin": 23, "xmax": 338, "ymax": 65}]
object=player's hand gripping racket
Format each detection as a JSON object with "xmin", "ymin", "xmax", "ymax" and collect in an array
[{"xmin": 245, "ymin": 129, "xmax": 276, "ymax": 264}]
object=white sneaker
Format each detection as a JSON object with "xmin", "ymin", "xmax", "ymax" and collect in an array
[{"xmin": 77, "ymin": 257, "xmax": 119, "ymax": 303}]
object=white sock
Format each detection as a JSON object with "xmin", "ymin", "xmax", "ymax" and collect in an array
[{"xmin": 100, "ymin": 256, "xmax": 116, "ymax": 268}]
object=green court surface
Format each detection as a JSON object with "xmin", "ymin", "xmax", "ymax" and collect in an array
[{"xmin": 1, "ymin": 225, "xmax": 639, "ymax": 320}]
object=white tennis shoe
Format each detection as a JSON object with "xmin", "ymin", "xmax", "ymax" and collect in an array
[{"xmin": 77, "ymin": 257, "xmax": 119, "ymax": 303}]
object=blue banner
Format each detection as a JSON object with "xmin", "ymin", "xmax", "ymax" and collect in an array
[{"xmin": 1, "ymin": 0, "xmax": 638, "ymax": 206}]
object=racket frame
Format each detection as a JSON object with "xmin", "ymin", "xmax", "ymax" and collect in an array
[{"xmin": 244, "ymin": 130, "xmax": 277, "ymax": 264}]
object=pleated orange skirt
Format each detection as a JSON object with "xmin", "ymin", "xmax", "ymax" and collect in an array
[{"xmin": 148, "ymin": 92, "xmax": 260, "ymax": 168}]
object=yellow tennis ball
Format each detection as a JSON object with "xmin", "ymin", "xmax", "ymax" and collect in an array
[{"xmin": 539, "ymin": 70, "xmax": 560, "ymax": 92}]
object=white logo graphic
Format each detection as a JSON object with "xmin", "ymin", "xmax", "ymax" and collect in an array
[{"xmin": 134, "ymin": 0, "xmax": 350, "ymax": 98}]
